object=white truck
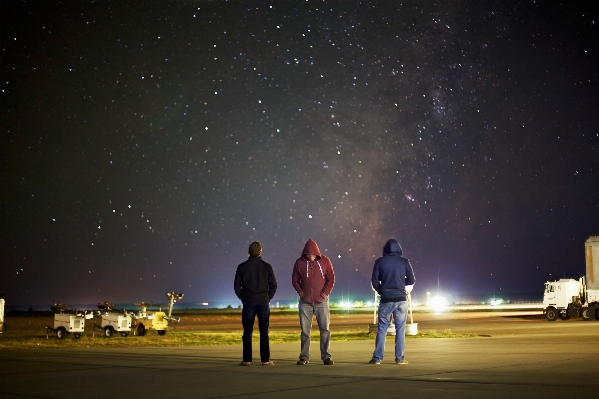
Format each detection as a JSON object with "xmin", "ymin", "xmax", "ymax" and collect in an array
[
  {"xmin": 0, "ymin": 297, "xmax": 5, "ymax": 333},
  {"xmin": 544, "ymin": 236, "xmax": 599, "ymax": 321}
]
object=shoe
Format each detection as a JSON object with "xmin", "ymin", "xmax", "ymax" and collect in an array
[
  {"xmin": 262, "ymin": 361, "xmax": 274, "ymax": 366},
  {"xmin": 297, "ymin": 359, "xmax": 309, "ymax": 365},
  {"xmin": 368, "ymin": 359, "xmax": 381, "ymax": 364},
  {"xmin": 396, "ymin": 359, "xmax": 408, "ymax": 365},
  {"xmin": 239, "ymin": 361, "xmax": 251, "ymax": 366},
  {"xmin": 323, "ymin": 358, "xmax": 334, "ymax": 365}
]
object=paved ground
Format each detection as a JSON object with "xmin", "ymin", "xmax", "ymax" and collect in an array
[{"xmin": 1, "ymin": 313, "xmax": 597, "ymax": 398}]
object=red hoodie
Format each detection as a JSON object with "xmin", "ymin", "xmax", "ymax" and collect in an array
[{"xmin": 292, "ymin": 239, "xmax": 335, "ymax": 305}]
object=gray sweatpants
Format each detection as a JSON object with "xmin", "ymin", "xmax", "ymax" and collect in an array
[{"xmin": 298, "ymin": 298, "xmax": 331, "ymax": 361}]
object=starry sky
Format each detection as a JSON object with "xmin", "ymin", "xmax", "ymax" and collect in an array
[{"xmin": 1, "ymin": 1, "xmax": 597, "ymax": 307}]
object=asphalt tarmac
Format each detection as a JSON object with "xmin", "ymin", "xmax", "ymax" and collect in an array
[{"xmin": 1, "ymin": 312, "xmax": 597, "ymax": 398}]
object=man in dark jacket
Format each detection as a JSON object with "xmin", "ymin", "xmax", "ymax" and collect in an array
[
  {"xmin": 369, "ymin": 239, "xmax": 415, "ymax": 365},
  {"xmin": 292, "ymin": 239, "xmax": 335, "ymax": 365},
  {"xmin": 234, "ymin": 241, "xmax": 277, "ymax": 366}
]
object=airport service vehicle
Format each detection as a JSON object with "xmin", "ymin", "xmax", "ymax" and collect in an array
[
  {"xmin": 94, "ymin": 302, "xmax": 132, "ymax": 337},
  {"xmin": 0, "ymin": 297, "xmax": 5, "ymax": 333},
  {"xmin": 544, "ymin": 236, "xmax": 599, "ymax": 321},
  {"xmin": 46, "ymin": 302, "xmax": 94, "ymax": 339},
  {"xmin": 132, "ymin": 292, "xmax": 183, "ymax": 336}
]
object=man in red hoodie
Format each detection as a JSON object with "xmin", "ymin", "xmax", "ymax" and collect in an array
[{"xmin": 292, "ymin": 239, "xmax": 335, "ymax": 365}]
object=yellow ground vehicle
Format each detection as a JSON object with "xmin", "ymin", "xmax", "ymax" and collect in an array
[{"xmin": 132, "ymin": 292, "xmax": 183, "ymax": 336}]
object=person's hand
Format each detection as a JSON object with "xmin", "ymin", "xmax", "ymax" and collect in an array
[{"xmin": 405, "ymin": 285, "xmax": 414, "ymax": 293}]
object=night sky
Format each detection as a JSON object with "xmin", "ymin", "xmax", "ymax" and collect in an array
[{"xmin": 1, "ymin": 1, "xmax": 597, "ymax": 307}]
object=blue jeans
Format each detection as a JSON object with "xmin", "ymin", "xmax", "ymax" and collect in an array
[
  {"xmin": 241, "ymin": 302, "xmax": 270, "ymax": 363},
  {"xmin": 299, "ymin": 298, "xmax": 331, "ymax": 361},
  {"xmin": 372, "ymin": 301, "xmax": 408, "ymax": 362}
]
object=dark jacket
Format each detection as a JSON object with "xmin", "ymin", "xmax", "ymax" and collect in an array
[
  {"xmin": 234, "ymin": 256, "xmax": 277, "ymax": 304},
  {"xmin": 292, "ymin": 239, "xmax": 335, "ymax": 305},
  {"xmin": 371, "ymin": 239, "xmax": 415, "ymax": 302}
]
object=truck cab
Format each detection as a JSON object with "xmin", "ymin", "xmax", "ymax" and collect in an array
[{"xmin": 543, "ymin": 279, "xmax": 583, "ymax": 321}]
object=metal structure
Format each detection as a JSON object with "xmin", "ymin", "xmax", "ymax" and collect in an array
[
  {"xmin": 93, "ymin": 302, "xmax": 132, "ymax": 337},
  {"xmin": 543, "ymin": 236, "xmax": 599, "ymax": 321},
  {"xmin": 0, "ymin": 297, "xmax": 5, "ymax": 333},
  {"xmin": 132, "ymin": 292, "xmax": 183, "ymax": 336},
  {"xmin": 46, "ymin": 302, "xmax": 94, "ymax": 339}
]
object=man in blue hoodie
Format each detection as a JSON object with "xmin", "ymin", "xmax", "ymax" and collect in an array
[{"xmin": 369, "ymin": 239, "xmax": 415, "ymax": 364}]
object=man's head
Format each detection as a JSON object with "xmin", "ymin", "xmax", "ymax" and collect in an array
[
  {"xmin": 302, "ymin": 239, "xmax": 322, "ymax": 261},
  {"xmin": 248, "ymin": 241, "xmax": 262, "ymax": 257}
]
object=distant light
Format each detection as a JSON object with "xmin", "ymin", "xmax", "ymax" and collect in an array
[
  {"xmin": 202, "ymin": 302, "xmax": 209, "ymax": 306},
  {"xmin": 429, "ymin": 295, "xmax": 448, "ymax": 311}
]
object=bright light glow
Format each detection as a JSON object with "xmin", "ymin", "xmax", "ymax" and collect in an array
[
  {"xmin": 366, "ymin": 301, "xmax": 373, "ymax": 307},
  {"xmin": 490, "ymin": 298, "xmax": 504, "ymax": 306},
  {"xmin": 429, "ymin": 295, "xmax": 449, "ymax": 310}
]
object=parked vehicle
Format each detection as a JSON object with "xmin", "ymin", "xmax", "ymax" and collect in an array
[
  {"xmin": 543, "ymin": 236, "xmax": 599, "ymax": 321},
  {"xmin": 95, "ymin": 302, "xmax": 132, "ymax": 337},
  {"xmin": 132, "ymin": 292, "xmax": 183, "ymax": 336},
  {"xmin": 0, "ymin": 297, "xmax": 5, "ymax": 333},
  {"xmin": 46, "ymin": 302, "xmax": 94, "ymax": 339}
]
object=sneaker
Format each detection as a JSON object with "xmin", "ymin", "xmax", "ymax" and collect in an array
[
  {"xmin": 262, "ymin": 361, "xmax": 274, "ymax": 366},
  {"xmin": 296, "ymin": 359, "xmax": 309, "ymax": 365},
  {"xmin": 323, "ymin": 358, "xmax": 334, "ymax": 365},
  {"xmin": 239, "ymin": 361, "xmax": 251, "ymax": 366},
  {"xmin": 396, "ymin": 359, "xmax": 408, "ymax": 365},
  {"xmin": 368, "ymin": 359, "xmax": 381, "ymax": 364}
]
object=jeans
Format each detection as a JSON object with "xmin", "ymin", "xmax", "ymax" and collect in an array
[
  {"xmin": 241, "ymin": 302, "xmax": 270, "ymax": 363},
  {"xmin": 372, "ymin": 301, "xmax": 408, "ymax": 362},
  {"xmin": 299, "ymin": 298, "xmax": 331, "ymax": 361}
]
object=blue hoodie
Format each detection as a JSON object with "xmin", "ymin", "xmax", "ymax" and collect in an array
[{"xmin": 371, "ymin": 239, "xmax": 415, "ymax": 302}]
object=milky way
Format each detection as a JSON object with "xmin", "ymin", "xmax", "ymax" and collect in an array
[{"xmin": 1, "ymin": 1, "xmax": 597, "ymax": 306}]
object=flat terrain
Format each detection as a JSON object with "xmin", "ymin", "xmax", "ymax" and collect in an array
[
  {"xmin": 1, "ymin": 309, "xmax": 598, "ymax": 398},
  {"xmin": 1, "ymin": 307, "xmax": 548, "ymax": 337}
]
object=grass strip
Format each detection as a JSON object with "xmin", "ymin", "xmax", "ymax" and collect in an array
[{"xmin": 0, "ymin": 328, "xmax": 477, "ymax": 350}]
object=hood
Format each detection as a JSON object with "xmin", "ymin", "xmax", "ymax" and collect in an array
[
  {"xmin": 302, "ymin": 239, "xmax": 322, "ymax": 260},
  {"xmin": 383, "ymin": 239, "xmax": 402, "ymax": 256}
]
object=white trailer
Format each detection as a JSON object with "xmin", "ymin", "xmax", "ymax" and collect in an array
[
  {"xmin": 0, "ymin": 298, "xmax": 5, "ymax": 333},
  {"xmin": 46, "ymin": 303, "xmax": 94, "ymax": 339},
  {"xmin": 543, "ymin": 236, "xmax": 599, "ymax": 321},
  {"xmin": 94, "ymin": 303, "xmax": 132, "ymax": 337}
]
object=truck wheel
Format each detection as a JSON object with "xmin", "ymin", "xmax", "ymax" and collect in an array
[
  {"xmin": 56, "ymin": 327, "xmax": 66, "ymax": 339},
  {"xmin": 581, "ymin": 308, "xmax": 593, "ymax": 321},
  {"xmin": 137, "ymin": 323, "xmax": 147, "ymax": 336},
  {"xmin": 121, "ymin": 332, "xmax": 129, "ymax": 337},
  {"xmin": 546, "ymin": 307, "xmax": 558, "ymax": 321},
  {"xmin": 73, "ymin": 333, "xmax": 82, "ymax": 339},
  {"xmin": 157, "ymin": 330, "xmax": 166, "ymax": 336},
  {"xmin": 104, "ymin": 326, "xmax": 114, "ymax": 337}
]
